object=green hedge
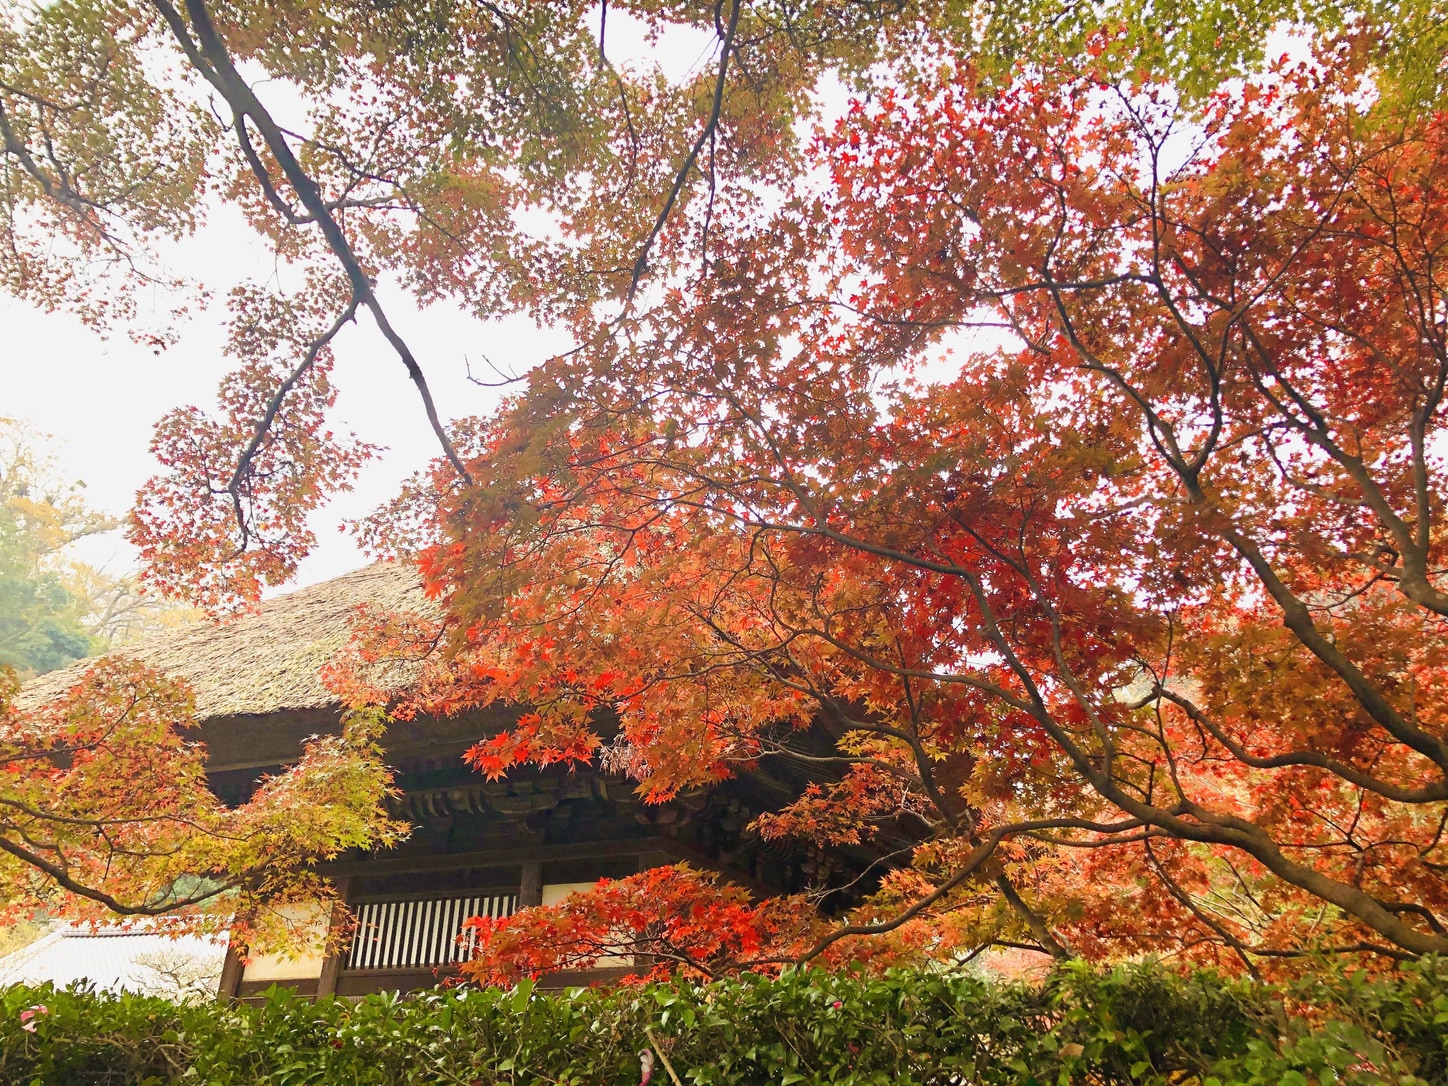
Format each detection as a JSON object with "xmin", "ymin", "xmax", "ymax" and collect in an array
[{"xmin": 3, "ymin": 960, "xmax": 1445, "ymax": 1085}]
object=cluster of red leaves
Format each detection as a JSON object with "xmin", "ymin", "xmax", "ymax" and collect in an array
[
  {"xmin": 460, "ymin": 864, "xmax": 830, "ymax": 985},
  {"xmin": 130, "ymin": 276, "xmax": 378, "ymax": 614},
  {"xmin": 460, "ymin": 861, "xmax": 1005, "ymax": 985}
]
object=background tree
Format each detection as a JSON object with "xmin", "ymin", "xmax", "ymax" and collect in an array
[
  {"xmin": 0, "ymin": 418, "xmax": 112, "ymax": 676},
  {"xmin": 0, "ymin": 419, "xmax": 198, "ymax": 678},
  {"xmin": 130, "ymin": 946, "xmax": 225, "ymax": 1002}
]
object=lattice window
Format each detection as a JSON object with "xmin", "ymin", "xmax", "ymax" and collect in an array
[{"xmin": 345, "ymin": 893, "xmax": 516, "ymax": 970}]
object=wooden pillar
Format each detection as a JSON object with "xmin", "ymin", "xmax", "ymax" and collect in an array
[
  {"xmin": 315, "ymin": 877, "xmax": 352, "ymax": 999},
  {"xmin": 216, "ymin": 941, "xmax": 245, "ymax": 1002},
  {"xmin": 519, "ymin": 861, "xmax": 542, "ymax": 908},
  {"xmin": 217, "ymin": 903, "xmax": 256, "ymax": 1002}
]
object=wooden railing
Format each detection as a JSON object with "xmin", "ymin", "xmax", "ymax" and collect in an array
[{"xmin": 345, "ymin": 892, "xmax": 517, "ymax": 971}]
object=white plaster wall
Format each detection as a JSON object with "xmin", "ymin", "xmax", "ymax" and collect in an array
[
  {"xmin": 541, "ymin": 882, "xmax": 634, "ymax": 968},
  {"xmin": 541, "ymin": 881, "xmax": 599, "ymax": 907},
  {"xmin": 240, "ymin": 903, "xmax": 328, "ymax": 982}
]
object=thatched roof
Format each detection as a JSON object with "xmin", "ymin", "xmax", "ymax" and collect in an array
[{"xmin": 17, "ymin": 562, "xmax": 436, "ymax": 720}]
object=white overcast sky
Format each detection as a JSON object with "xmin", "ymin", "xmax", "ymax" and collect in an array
[
  {"xmin": 0, "ymin": 222, "xmax": 569, "ymax": 591},
  {"xmin": 1, "ymin": 12, "xmax": 714, "ymax": 594}
]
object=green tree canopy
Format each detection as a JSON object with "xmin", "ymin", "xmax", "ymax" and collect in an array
[{"xmin": 0, "ymin": 420, "xmax": 109, "ymax": 676}]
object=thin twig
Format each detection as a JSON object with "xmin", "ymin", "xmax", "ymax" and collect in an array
[
  {"xmin": 642, "ymin": 1027, "xmax": 684, "ymax": 1086},
  {"xmin": 625, "ymin": 0, "xmax": 742, "ymax": 305}
]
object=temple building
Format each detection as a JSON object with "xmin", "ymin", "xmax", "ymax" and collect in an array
[{"xmin": 18, "ymin": 563, "xmax": 882, "ymax": 998}]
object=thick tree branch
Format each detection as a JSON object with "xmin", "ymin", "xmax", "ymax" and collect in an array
[{"xmin": 149, "ymin": 0, "xmax": 472, "ymax": 486}]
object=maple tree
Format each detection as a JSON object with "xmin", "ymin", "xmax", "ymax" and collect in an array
[
  {"xmin": 5, "ymin": 0, "xmax": 1436, "ymax": 608},
  {"xmin": 0, "ymin": 659, "xmax": 402, "ymax": 946},
  {"xmin": 338, "ymin": 43, "xmax": 1448, "ymax": 978},
  {"xmin": 0, "ymin": 422, "xmax": 340, "ymax": 946},
  {"xmin": 4, "ymin": 0, "xmax": 1448, "ymax": 974}
]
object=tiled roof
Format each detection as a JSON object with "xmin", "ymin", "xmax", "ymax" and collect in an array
[{"xmin": 0, "ymin": 924, "xmax": 228, "ymax": 998}]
